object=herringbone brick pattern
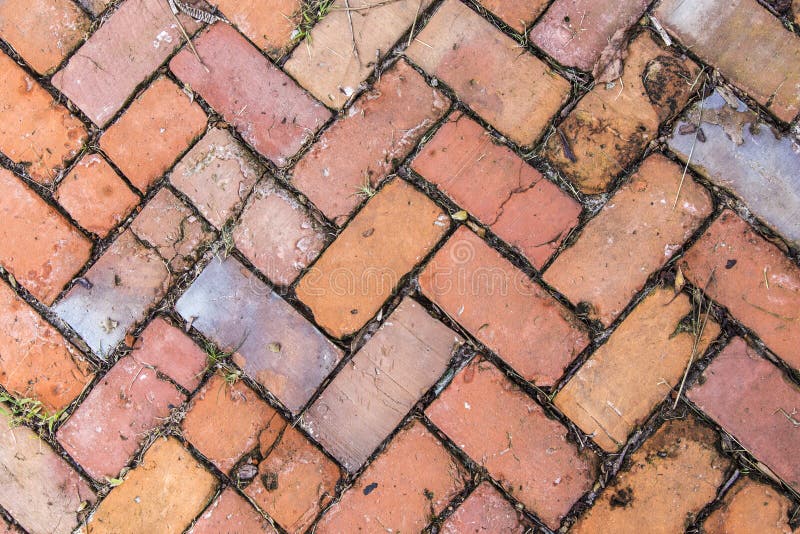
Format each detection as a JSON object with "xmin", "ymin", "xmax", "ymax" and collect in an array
[{"xmin": 0, "ymin": 0, "xmax": 799, "ymax": 532}]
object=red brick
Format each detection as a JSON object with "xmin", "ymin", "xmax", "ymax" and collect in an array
[
  {"xmin": 130, "ymin": 188, "xmax": 214, "ymax": 272},
  {"xmin": 682, "ymin": 210, "xmax": 800, "ymax": 371},
  {"xmin": 176, "ymin": 257, "xmax": 343, "ymax": 412},
  {"xmin": 246, "ymin": 425, "xmax": 341, "ymax": 533},
  {"xmin": 427, "ymin": 359, "xmax": 597, "ymax": 528},
  {"xmin": 441, "ymin": 482, "xmax": 530, "ymax": 533},
  {"xmin": 233, "ymin": 179, "xmax": 326, "ymax": 286},
  {"xmin": 0, "ymin": 408, "xmax": 96, "ymax": 534},
  {"xmin": 317, "ymin": 420, "xmax": 468, "ymax": 532},
  {"xmin": 544, "ymin": 155, "xmax": 712, "ymax": 325},
  {"xmin": 0, "ymin": 168, "xmax": 92, "ymax": 305},
  {"xmin": 284, "ymin": 0, "xmax": 434, "ymax": 109},
  {"xmin": 0, "ymin": 281, "xmax": 93, "ymax": 413},
  {"xmin": 688, "ymin": 337, "xmax": 800, "ymax": 491},
  {"xmin": 555, "ymin": 287, "xmax": 720, "ymax": 452},
  {"xmin": 171, "ymin": 23, "xmax": 330, "ymax": 167},
  {"xmin": 304, "ymin": 298, "xmax": 461, "ymax": 471},
  {"xmin": 292, "ymin": 59, "xmax": 449, "ymax": 224},
  {"xmin": 571, "ymin": 417, "xmax": 729, "ymax": 534},
  {"xmin": 529, "ymin": 0, "xmax": 649, "ymax": 72},
  {"xmin": 0, "ymin": 0, "xmax": 89, "ymax": 74},
  {"xmin": 189, "ymin": 488, "xmax": 276, "ymax": 534},
  {"xmin": 296, "ymin": 178, "xmax": 449, "ymax": 338},
  {"xmin": 57, "ymin": 357, "xmax": 184, "ymax": 481},
  {"xmin": 53, "ymin": 230, "xmax": 171, "ymax": 358},
  {"xmin": 215, "ymin": 0, "xmax": 301, "ymax": 58},
  {"xmin": 542, "ymin": 33, "xmax": 701, "ymax": 194},
  {"xmin": 408, "ymin": 0, "xmax": 570, "ymax": 146},
  {"xmin": 479, "ymin": 0, "xmax": 549, "ymax": 32},
  {"xmin": 52, "ymin": 0, "xmax": 200, "ymax": 126},
  {"xmin": 419, "ymin": 227, "xmax": 589, "ymax": 385},
  {"xmin": 412, "ymin": 113, "xmax": 581, "ymax": 268},
  {"xmin": 0, "ymin": 53, "xmax": 87, "ymax": 184},
  {"xmin": 703, "ymin": 478, "xmax": 794, "ymax": 534},
  {"xmin": 100, "ymin": 77, "xmax": 207, "ymax": 193},
  {"xmin": 182, "ymin": 374, "xmax": 279, "ymax": 474},
  {"xmin": 86, "ymin": 437, "xmax": 218, "ymax": 533},
  {"xmin": 132, "ymin": 317, "xmax": 207, "ymax": 391},
  {"xmin": 170, "ymin": 127, "xmax": 263, "ymax": 229},
  {"xmin": 55, "ymin": 154, "xmax": 139, "ymax": 237},
  {"xmin": 656, "ymin": 0, "xmax": 800, "ymax": 122}
]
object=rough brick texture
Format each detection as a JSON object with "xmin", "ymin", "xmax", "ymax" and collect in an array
[
  {"xmin": 703, "ymin": 478, "xmax": 795, "ymax": 534},
  {"xmin": 441, "ymin": 482, "xmax": 530, "ymax": 533},
  {"xmin": 189, "ymin": 488, "xmax": 277, "ymax": 534}
]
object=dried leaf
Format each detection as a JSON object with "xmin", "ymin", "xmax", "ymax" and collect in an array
[
  {"xmin": 674, "ymin": 267, "xmax": 685, "ymax": 293},
  {"xmin": 451, "ymin": 210, "xmax": 468, "ymax": 221},
  {"xmin": 268, "ymin": 342, "xmax": 282, "ymax": 353}
]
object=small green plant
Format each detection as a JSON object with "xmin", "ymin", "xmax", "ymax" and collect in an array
[
  {"xmin": 205, "ymin": 341, "xmax": 232, "ymax": 369},
  {"xmin": 353, "ymin": 175, "xmax": 376, "ymax": 199},
  {"xmin": 0, "ymin": 393, "xmax": 64, "ymax": 433},
  {"xmin": 291, "ymin": 0, "xmax": 335, "ymax": 43}
]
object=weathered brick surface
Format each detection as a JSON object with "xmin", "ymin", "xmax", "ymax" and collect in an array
[
  {"xmin": 0, "ymin": 280, "xmax": 93, "ymax": 412},
  {"xmin": 85, "ymin": 437, "xmax": 217, "ymax": 533},
  {"xmin": 555, "ymin": 287, "xmax": 720, "ymax": 452},
  {"xmin": 427, "ymin": 359, "xmax": 597, "ymax": 528},
  {"xmin": 246, "ymin": 425, "xmax": 341, "ymax": 533},
  {"xmin": 689, "ymin": 337, "xmax": 800, "ymax": 491},
  {"xmin": 412, "ymin": 112, "xmax": 582, "ymax": 268},
  {"xmin": 0, "ymin": 168, "xmax": 92, "ymax": 305},
  {"xmin": 669, "ymin": 90, "xmax": 800, "ymax": 248},
  {"xmin": 479, "ymin": 0, "xmax": 549, "ymax": 32},
  {"xmin": 284, "ymin": 0, "xmax": 434, "ymax": 109},
  {"xmin": 54, "ymin": 230, "xmax": 171, "ymax": 358},
  {"xmin": 170, "ymin": 127, "xmax": 263, "ymax": 229},
  {"xmin": 189, "ymin": 488, "xmax": 277, "ymax": 534},
  {"xmin": 571, "ymin": 417, "xmax": 729, "ymax": 534},
  {"xmin": 441, "ymin": 482, "xmax": 530, "ymax": 533},
  {"xmin": 656, "ymin": 0, "xmax": 800, "ymax": 122},
  {"xmin": 0, "ymin": 53, "xmax": 87, "ymax": 184},
  {"xmin": 100, "ymin": 77, "xmax": 207, "ymax": 193},
  {"xmin": 544, "ymin": 156, "xmax": 712, "ymax": 325},
  {"xmin": 304, "ymin": 298, "xmax": 461, "ymax": 471},
  {"xmin": 215, "ymin": 0, "xmax": 301, "ymax": 58},
  {"xmin": 52, "ymin": 0, "xmax": 200, "ymax": 126},
  {"xmin": 55, "ymin": 154, "xmax": 139, "ymax": 237},
  {"xmin": 132, "ymin": 317, "xmax": 208, "ymax": 391},
  {"xmin": 233, "ymin": 179, "xmax": 327, "ymax": 286},
  {"xmin": 408, "ymin": 0, "xmax": 570, "ymax": 146},
  {"xmin": 0, "ymin": 0, "xmax": 90, "ymax": 74},
  {"xmin": 296, "ymin": 179, "xmax": 448, "ymax": 338},
  {"xmin": 0, "ymin": 408, "xmax": 96, "ymax": 534},
  {"xmin": 317, "ymin": 420, "xmax": 468, "ymax": 532},
  {"xmin": 420, "ymin": 227, "xmax": 589, "ymax": 385},
  {"xmin": 703, "ymin": 478, "xmax": 794, "ymax": 534},
  {"xmin": 75, "ymin": 0, "xmax": 111, "ymax": 15},
  {"xmin": 529, "ymin": 0, "xmax": 649, "ymax": 72},
  {"xmin": 176, "ymin": 257, "xmax": 343, "ymax": 412},
  {"xmin": 171, "ymin": 23, "xmax": 330, "ymax": 167},
  {"xmin": 682, "ymin": 211, "xmax": 800, "ymax": 370},
  {"xmin": 543, "ymin": 33, "xmax": 701, "ymax": 194},
  {"xmin": 57, "ymin": 357, "xmax": 184, "ymax": 481},
  {"xmin": 292, "ymin": 59, "xmax": 449, "ymax": 224}
]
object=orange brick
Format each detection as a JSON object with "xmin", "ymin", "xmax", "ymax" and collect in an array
[
  {"xmin": 55, "ymin": 154, "xmax": 139, "ymax": 237},
  {"xmin": 100, "ymin": 77, "xmax": 207, "ymax": 193},
  {"xmin": 317, "ymin": 421, "xmax": 468, "ymax": 532},
  {"xmin": 412, "ymin": 112, "xmax": 581, "ymax": 268},
  {"xmin": 215, "ymin": 0, "xmax": 301, "ymax": 58},
  {"xmin": 0, "ymin": 168, "xmax": 92, "ymax": 305},
  {"xmin": 296, "ymin": 179, "xmax": 448, "ymax": 338},
  {"xmin": 0, "ymin": 53, "xmax": 87, "ymax": 184},
  {"xmin": 544, "ymin": 155, "xmax": 712, "ymax": 326},
  {"xmin": 291, "ymin": 59, "xmax": 449, "ymax": 225},
  {"xmin": 408, "ymin": 0, "xmax": 570, "ymax": 146},
  {"xmin": 656, "ymin": 0, "xmax": 800, "ymax": 122},
  {"xmin": 441, "ymin": 482, "xmax": 530, "ymax": 533},
  {"xmin": 703, "ymin": 478, "xmax": 794, "ymax": 534},
  {"xmin": 554, "ymin": 287, "xmax": 720, "ymax": 452},
  {"xmin": 0, "ymin": 281, "xmax": 93, "ymax": 413},
  {"xmin": 682, "ymin": 210, "xmax": 800, "ymax": 370},
  {"xmin": 284, "ymin": 0, "xmax": 435, "ymax": 109},
  {"xmin": 419, "ymin": 227, "xmax": 589, "ymax": 385},
  {"xmin": 571, "ymin": 417, "xmax": 729, "ymax": 534},
  {"xmin": 0, "ymin": 0, "xmax": 89, "ymax": 74},
  {"xmin": 427, "ymin": 359, "xmax": 597, "ymax": 528},
  {"xmin": 478, "ymin": 0, "xmax": 549, "ymax": 32},
  {"xmin": 189, "ymin": 488, "xmax": 277, "ymax": 534}
]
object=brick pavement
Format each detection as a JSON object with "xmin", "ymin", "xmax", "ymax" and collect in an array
[{"xmin": 0, "ymin": 0, "xmax": 799, "ymax": 532}]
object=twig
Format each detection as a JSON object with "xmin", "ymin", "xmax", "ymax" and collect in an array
[
  {"xmin": 344, "ymin": 0, "xmax": 360, "ymax": 63},
  {"xmin": 407, "ymin": 0, "xmax": 422, "ymax": 48},
  {"xmin": 331, "ymin": 0, "xmax": 400, "ymax": 11},
  {"xmin": 166, "ymin": 0, "xmax": 209, "ymax": 73},
  {"xmin": 649, "ymin": 15, "xmax": 672, "ymax": 46},
  {"xmin": 673, "ymin": 80, "xmax": 706, "ymax": 210}
]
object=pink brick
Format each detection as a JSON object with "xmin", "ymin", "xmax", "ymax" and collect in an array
[
  {"xmin": 132, "ymin": 317, "xmax": 207, "ymax": 391},
  {"xmin": 171, "ymin": 23, "xmax": 330, "ymax": 167},
  {"xmin": 479, "ymin": 0, "xmax": 550, "ymax": 32},
  {"xmin": 189, "ymin": 488, "xmax": 276, "ymax": 534},
  {"xmin": 441, "ymin": 482, "xmax": 530, "ymax": 533}
]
